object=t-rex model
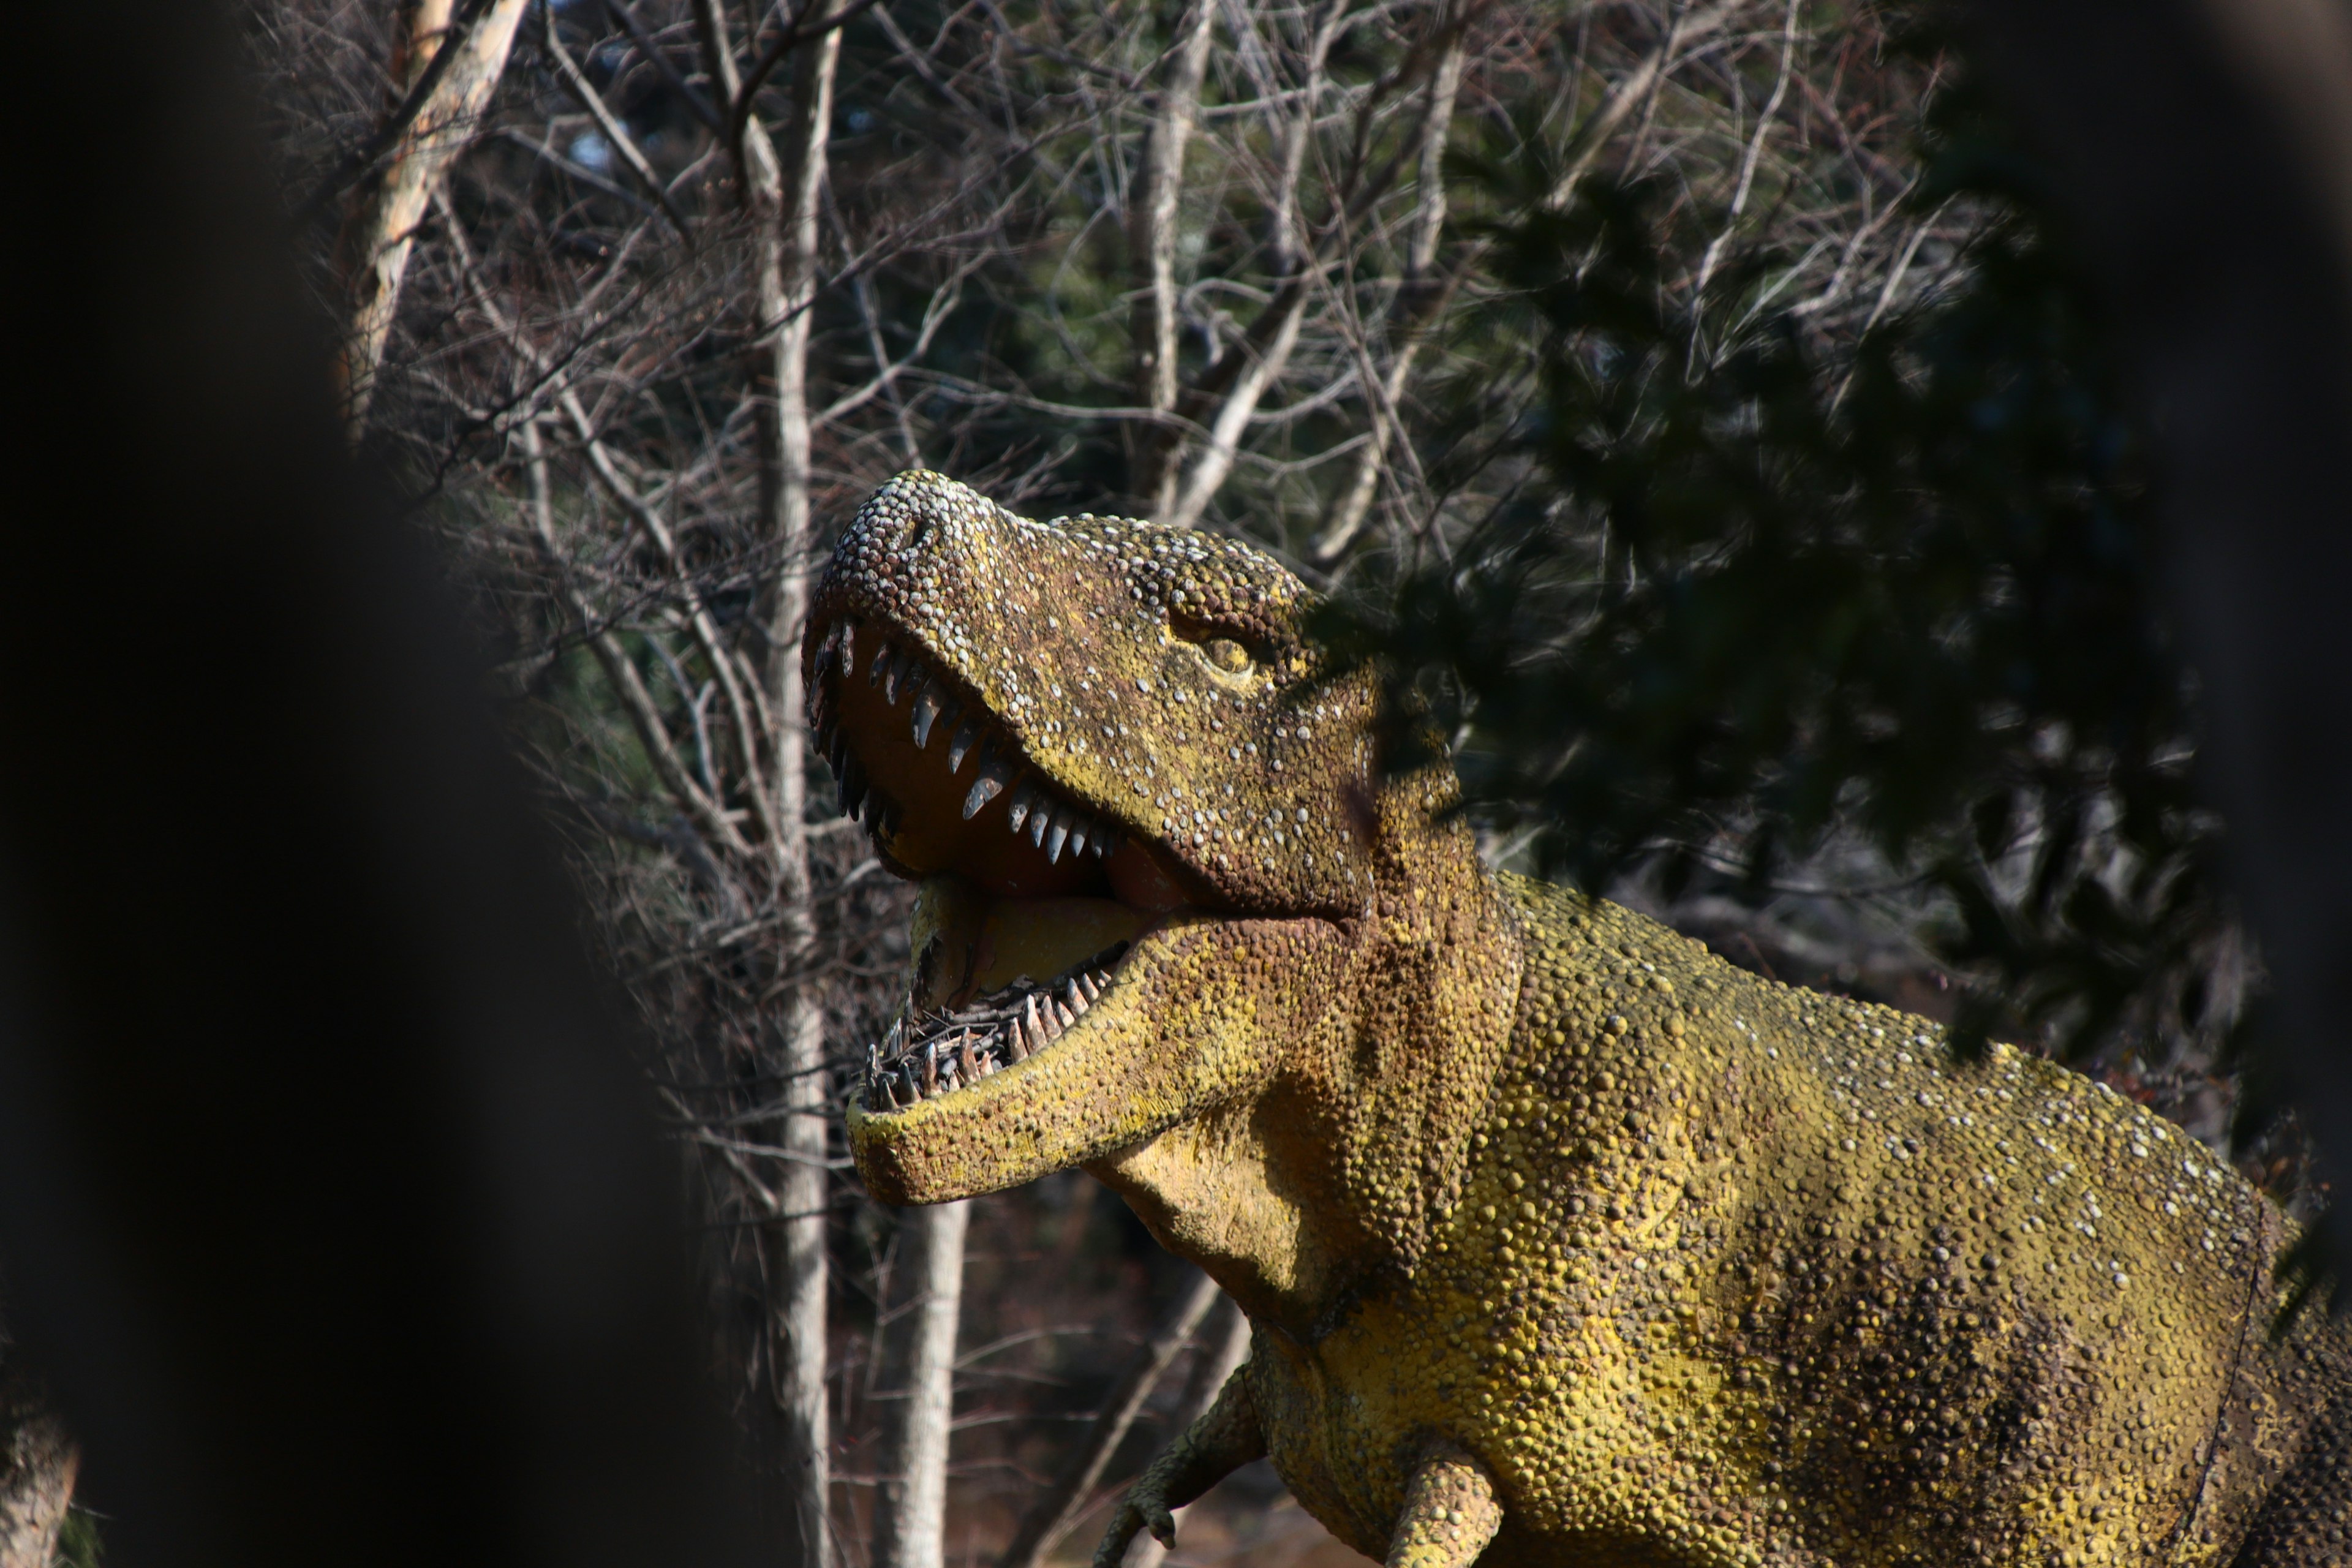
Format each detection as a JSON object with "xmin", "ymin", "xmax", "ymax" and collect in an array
[{"xmin": 803, "ymin": 470, "xmax": 2351, "ymax": 1568}]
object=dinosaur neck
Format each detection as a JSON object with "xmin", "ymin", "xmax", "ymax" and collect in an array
[{"xmin": 1091, "ymin": 815, "xmax": 1523, "ymax": 1338}]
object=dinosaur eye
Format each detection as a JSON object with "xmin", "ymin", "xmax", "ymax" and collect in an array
[
  {"xmin": 1172, "ymin": 611, "xmax": 1267, "ymax": 675},
  {"xmin": 1201, "ymin": 637, "xmax": 1251, "ymax": 674}
]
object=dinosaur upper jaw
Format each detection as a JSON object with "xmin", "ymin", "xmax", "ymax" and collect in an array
[{"xmin": 811, "ymin": 609, "xmax": 1330, "ymax": 1203}]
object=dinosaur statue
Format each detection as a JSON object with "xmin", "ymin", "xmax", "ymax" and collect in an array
[{"xmin": 804, "ymin": 470, "xmax": 2351, "ymax": 1568}]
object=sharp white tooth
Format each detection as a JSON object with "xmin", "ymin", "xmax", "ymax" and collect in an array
[
  {"xmin": 867, "ymin": 642, "xmax": 893, "ymax": 689},
  {"xmin": 1066, "ymin": 815, "xmax": 1090, "ymax": 858},
  {"xmin": 959, "ymin": 1035, "xmax": 981, "ymax": 1081},
  {"xmin": 948, "ymin": 720, "xmax": 981, "ymax": 773},
  {"xmin": 922, "ymin": 1043, "xmax": 939, "ymax": 1094},
  {"xmin": 911, "ymin": 685, "xmax": 943, "ymax": 748},
  {"xmin": 1026, "ymin": 992, "xmax": 1052, "ymax": 1042},
  {"xmin": 1079, "ymin": 971, "xmax": 1101, "ymax": 1001},
  {"xmin": 1006, "ymin": 783, "xmax": 1036, "ymax": 834},
  {"xmin": 1054, "ymin": 1000, "xmax": 1076, "ymax": 1028},
  {"xmin": 885, "ymin": 652, "xmax": 916, "ymax": 706},
  {"xmin": 962, "ymin": 753, "xmax": 1011, "ymax": 819},
  {"xmin": 1046, "ymin": 807, "xmax": 1071, "ymax": 864},
  {"xmin": 1029, "ymin": 799, "xmax": 1052, "ymax": 848},
  {"xmin": 837, "ymin": 621, "xmax": 858, "ymax": 678},
  {"xmin": 1093, "ymin": 826, "xmax": 1120, "ymax": 859},
  {"xmin": 1007, "ymin": 1020, "xmax": 1030, "ymax": 1061}
]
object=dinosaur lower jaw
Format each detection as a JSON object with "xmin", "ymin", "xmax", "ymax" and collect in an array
[
  {"xmin": 859, "ymin": 883, "xmax": 1148, "ymax": 1111},
  {"xmin": 845, "ymin": 904, "xmax": 1332, "ymax": 1205}
]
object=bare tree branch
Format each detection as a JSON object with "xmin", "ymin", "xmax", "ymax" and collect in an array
[{"xmin": 994, "ymin": 1272, "xmax": 1221, "ymax": 1568}]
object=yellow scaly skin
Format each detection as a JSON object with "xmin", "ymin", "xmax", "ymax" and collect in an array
[{"xmin": 805, "ymin": 472, "xmax": 2352, "ymax": 1568}]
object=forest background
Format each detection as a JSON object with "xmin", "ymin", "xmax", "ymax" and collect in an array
[{"xmin": 42, "ymin": 0, "xmax": 2301, "ymax": 1564}]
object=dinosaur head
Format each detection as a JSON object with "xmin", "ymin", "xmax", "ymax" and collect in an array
[{"xmin": 806, "ymin": 471, "xmax": 1391, "ymax": 1206}]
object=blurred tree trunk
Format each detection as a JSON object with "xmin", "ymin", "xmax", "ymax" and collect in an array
[
  {"xmin": 873, "ymin": 1202, "xmax": 970, "ymax": 1568},
  {"xmin": 334, "ymin": 0, "xmax": 530, "ymax": 439},
  {"xmin": 1966, "ymin": 0, "xmax": 2352, "ymax": 1269},
  {"xmin": 0, "ymin": 1365, "xmax": 72, "ymax": 1568}
]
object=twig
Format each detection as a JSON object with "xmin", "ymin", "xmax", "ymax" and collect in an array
[
  {"xmin": 608, "ymin": 0, "xmax": 724, "ymax": 130},
  {"xmin": 995, "ymin": 1271, "xmax": 1223, "ymax": 1568},
  {"xmin": 728, "ymin": 0, "xmax": 889, "ymax": 160},
  {"xmin": 542, "ymin": 2, "xmax": 695, "ymax": 236}
]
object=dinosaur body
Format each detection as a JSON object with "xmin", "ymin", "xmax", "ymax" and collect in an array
[{"xmin": 805, "ymin": 471, "xmax": 2351, "ymax": 1568}]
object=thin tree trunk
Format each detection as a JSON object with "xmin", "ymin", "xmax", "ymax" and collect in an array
[
  {"xmin": 1128, "ymin": 1, "xmax": 1219, "ymax": 518},
  {"xmin": 997, "ymin": 1271, "xmax": 1221, "ymax": 1568},
  {"xmin": 335, "ymin": 0, "xmax": 530, "ymax": 440},
  {"xmin": 1310, "ymin": 21, "xmax": 1468, "ymax": 562},
  {"xmin": 695, "ymin": 3, "xmax": 843, "ymax": 1559},
  {"xmin": 1161, "ymin": 1, "xmax": 1349, "ymax": 530},
  {"xmin": 1126, "ymin": 1297, "xmax": 1250, "ymax": 1568},
  {"xmin": 772, "ymin": 19, "xmax": 843, "ymax": 1563},
  {"xmin": 874, "ymin": 1201, "xmax": 970, "ymax": 1568}
]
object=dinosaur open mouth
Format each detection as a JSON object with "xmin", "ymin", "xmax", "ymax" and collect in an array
[{"xmin": 809, "ymin": 614, "xmax": 1221, "ymax": 1115}]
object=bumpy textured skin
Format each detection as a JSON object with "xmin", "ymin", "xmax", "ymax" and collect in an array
[{"xmin": 811, "ymin": 472, "xmax": 2352, "ymax": 1568}]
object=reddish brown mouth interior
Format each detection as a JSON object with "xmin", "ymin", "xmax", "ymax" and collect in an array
[{"xmin": 816, "ymin": 617, "xmax": 1214, "ymax": 911}]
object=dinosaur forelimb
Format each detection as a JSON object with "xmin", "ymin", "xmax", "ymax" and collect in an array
[
  {"xmin": 1092, "ymin": 1368, "xmax": 1265, "ymax": 1568},
  {"xmin": 1384, "ymin": 1443, "xmax": 1502, "ymax": 1568}
]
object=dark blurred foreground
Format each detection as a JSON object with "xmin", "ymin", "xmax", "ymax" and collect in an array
[
  {"xmin": 0, "ymin": 5, "xmax": 759, "ymax": 1564},
  {"xmin": 1965, "ymin": 0, "xmax": 2352, "ymax": 1281},
  {"xmin": 0, "ymin": 0, "xmax": 2350, "ymax": 1564}
]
